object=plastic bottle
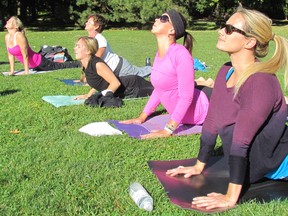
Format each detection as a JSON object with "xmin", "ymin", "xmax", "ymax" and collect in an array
[
  {"xmin": 145, "ymin": 57, "xmax": 151, "ymax": 66},
  {"xmin": 128, "ymin": 182, "xmax": 153, "ymax": 211}
]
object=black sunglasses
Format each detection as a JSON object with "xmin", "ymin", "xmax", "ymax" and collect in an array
[
  {"xmin": 221, "ymin": 24, "xmax": 248, "ymax": 37},
  {"xmin": 159, "ymin": 15, "xmax": 169, "ymax": 23}
]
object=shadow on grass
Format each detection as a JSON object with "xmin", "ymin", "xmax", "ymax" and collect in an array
[
  {"xmin": 0, "ymin": 89, "xmax": 20, "ymax": 96},
  {"xmin": 0, "ymin": 62, "xmax": 9, "ymax": 65}
]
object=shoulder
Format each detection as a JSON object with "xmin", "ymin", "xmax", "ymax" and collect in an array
[
  {"xmin": 89, "ymin": 56, "xmax": 105, "ymax": 65},
  {"xmin": 15, "ymin": 31, "xmax": 27, "ymax": 43},
  {"xmin": 170, "ymin": 43, "xmax": 189, "ymax": 53},
  {"xmin": 168, "ymin": 43, "xmax": 192, "ymax": 61},
  {"xmin": 240, "ymin": 73, "xmax": 281, "ymax": 97},
  {"xmin": 15, "ymin": 31, "xmax": 26, "ymax": 39},
  {"xmin": 95, "ymin": 33, "xmax": 107, "ymax": 42},
  {"xmin": 245, "ymin": 72, "xmax": 279, "ymax": 87}
]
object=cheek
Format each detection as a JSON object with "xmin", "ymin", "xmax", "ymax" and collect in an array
[{"xmin": 216, "ymin": 37, "xmax": 244, "ymax": 52}]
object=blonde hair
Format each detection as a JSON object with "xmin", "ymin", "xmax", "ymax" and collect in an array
[
  {"xmin": 10, "ymin": 16, "xmax": 25, "ymax": 33},
  {"xmin": 234, "ymin": 7, "xmax": 288, "ymax": 94},
  {"xmin": 77, "ymin": 36, "xmax": 99, "ymax": 56},
  {"xmin": 77, "ymin": 36, "xmax": 99, "ymax": 82}
]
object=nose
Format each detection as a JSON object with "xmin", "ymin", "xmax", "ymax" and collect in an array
[{"xmin": 218, "ymin": 28, "xmax": 225, "ymax": 36}]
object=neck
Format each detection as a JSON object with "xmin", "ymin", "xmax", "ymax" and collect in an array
[
  {"xmin": 230, "ymin": 52, "xmax": 255, "ymax": 75},
  {"xmin": 80, "ymin": 55, "xmax": 92, "ymax": 69},
  {"xmin": 156, "ymin": 35, "xmax": 175, "ymax": 57},
  {"xmin": 8, "ymin": 29, "xmax": 18, "ymax": 35},
  {"xmin": 87, "ymin": 30, "xmax": 98, "ymax": 38}
]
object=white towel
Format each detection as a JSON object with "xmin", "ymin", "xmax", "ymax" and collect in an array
[{"xmin": 79, "ymin": 122, "xmax": 122, "ymax": 136}]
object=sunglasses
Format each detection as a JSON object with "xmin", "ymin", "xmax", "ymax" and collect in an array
[
  {"xmin": 221, "ymin": 24, "xmax": 248, "ymax": 37},
  {"xmin": 159, "ymin": 15, "xmax": 170, "ymax": 23}
]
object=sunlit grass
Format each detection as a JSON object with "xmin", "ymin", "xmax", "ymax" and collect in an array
[{"xmin": 0, "ymin": 26, "xmax": 287, "ymax": 215}]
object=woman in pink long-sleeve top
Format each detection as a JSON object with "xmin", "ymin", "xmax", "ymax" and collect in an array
[{"xmin": 121, "ymin": 9, "xmax": 211, "ymax": 139}]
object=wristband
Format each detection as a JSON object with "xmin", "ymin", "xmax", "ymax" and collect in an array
[
  {"xmin": 164, "ymin": 126, "xmax": 174, "ymax": 134},
  {"xmin": 101, "ymin": 89, "xmax": 113, "ymax": 96},
  {"xmin": 164, "ymin": 123, "xmax": 176, "ymax": 134}
]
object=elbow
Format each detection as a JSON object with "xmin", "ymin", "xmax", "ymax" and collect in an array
[{"xmin": 116, "ymin": 80, "xmax": 121, "ymax": 89}]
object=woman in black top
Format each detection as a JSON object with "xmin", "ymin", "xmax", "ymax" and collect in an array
[{"xmin": 73, "ymin": 36, "xmax": 153, "ymax": 100}]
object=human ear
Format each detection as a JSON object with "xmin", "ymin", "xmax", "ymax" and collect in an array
[
  {"xmin": 168, "ymin": 28, "xmax": 175, "ymax": 37},
  {"xmin": 94, "ymin": 23, "xmax": 100, "ymax": 32},
  {"xmin": 245, "ymin": 37, "xmax": 257, "ymax": 49}
]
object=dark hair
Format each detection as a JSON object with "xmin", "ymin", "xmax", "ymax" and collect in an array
[
  {"xmin": 166, "ymin": 10, "xmax": 194, "ymax": 53},
  {"xmin": 87, "ymin": 14, "xmax": 106, "ymax": 33}
]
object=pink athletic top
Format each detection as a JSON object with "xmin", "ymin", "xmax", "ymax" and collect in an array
[
  {"xmin": 7, "ymin": 32, "xmax": 42, "ymax": 68},
  {"xmin": 143, "ymin": 43, "xmax": 209, "ymax": 125}
]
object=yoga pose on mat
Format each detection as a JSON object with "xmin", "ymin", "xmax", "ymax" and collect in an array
[
  {"xmin": 4, "ymin": 16, "xmax": 81, "ymax": 75},
  {"xmin": 73, "ymin": 36, "xmax": 153, "ymax": 100},
  {"xmin": 84, "ymin": 14, "xmax": 151, "ymax": 78},
  {"xmin": 167, "ymin": 7, "xmax": 288, "ymax": 211},
  {"xmin": 121, "ymin": 9, "xmax": 212, "ymax": 139}
]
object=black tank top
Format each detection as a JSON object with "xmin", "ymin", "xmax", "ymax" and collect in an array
[{"xmin": 84, "ymin": 56, "xmax": 109, "ymax": 91}]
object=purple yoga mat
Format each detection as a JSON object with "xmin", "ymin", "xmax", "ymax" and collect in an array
[
  {"xmin": 109, "ymin": 114, "xmax": 202, "ymax": 139},
  {"xmin": 147, "ymin": 156, "xmax": 288, "ymax": 213}
]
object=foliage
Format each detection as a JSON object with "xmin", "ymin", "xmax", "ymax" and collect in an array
[{"xmin": 0, "ymin": 0, "xmax": 287, "ymax": 30}]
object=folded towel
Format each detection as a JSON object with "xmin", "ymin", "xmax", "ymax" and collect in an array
[{"xmin": 79, "ymin": 122, "xmax": 122, "ymax": 136}]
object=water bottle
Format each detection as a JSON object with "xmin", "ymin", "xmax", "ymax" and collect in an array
[
  {"xmin": 145, "ymin": 58, "xmax": 151, "ymax": 66},
  {"xmin": 128, "ymin": 182, "xmax": 153, "ymax": 211}
]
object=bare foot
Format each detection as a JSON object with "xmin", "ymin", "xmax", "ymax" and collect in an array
[{"xmin": 195, "ymin": 77, "xmax": 214, "ymax": 88}]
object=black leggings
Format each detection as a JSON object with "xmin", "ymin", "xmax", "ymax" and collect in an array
[
  {"xmin": 33, "ymin": 56, "xmax": 81, "ymax": 71},
  {"xmin": 115, "ymin": 75, "xmax": 154, "ymax": 99},
  {"xmin": 195, "ymin": 83, "xmax": 213, "ymax": 101}
]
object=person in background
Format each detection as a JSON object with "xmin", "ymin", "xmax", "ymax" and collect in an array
[
  {"xmin": 4, "ymin": 16, "xmax": 81, "ymax": 75},
  {"xmin": 167, "ymin": 7, "xmax": 288, "ymax": 211},
  {"xmin": 73, "ymin": 36, "xmax": 153, "ymax": 100},
  {"xmin": 85, "ymin": 14, "xmax": 151, "ymax": 78},
  {"xmin": 121, "ymin": 9, "xmax": 211, "ymax": 139}
]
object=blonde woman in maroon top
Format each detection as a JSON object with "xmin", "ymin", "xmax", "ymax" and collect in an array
[{"xmin": 167, "ymin": 7, "xmax": 288, "ymax": 211}]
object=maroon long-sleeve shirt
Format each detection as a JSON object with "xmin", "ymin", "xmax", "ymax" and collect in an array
[{"xmin": 198, "ymin": 62, "xmax": 288, "ymax": 184}]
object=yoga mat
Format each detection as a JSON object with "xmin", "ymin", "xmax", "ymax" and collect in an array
[
  {"xmin": 42, "ymin": 94, "xmax": 149, "ymax": 108},
  {"xmin": 148, "ymin": 156, "xmax": 288, "ymax": 213},
  {"xmin": 59, "ymin": 79, "xmax": 88, "ymax": 86},
  {"xmin": 2, "ymin": 69, "xmax": 54, "ymax": 76},
  {"xmin": 42, "ymin": 95, "xmax": 85, "ymax": 107},
  {"xmin": 109, "ymin": 114, "xmax": 202, "ymax": 139}
]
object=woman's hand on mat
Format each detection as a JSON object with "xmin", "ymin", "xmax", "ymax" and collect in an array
[
  {"xmin": 166, "ymin": 166, "xmax": 202, "ymax": 178},
  {"xmin": 120, "ymin": 113, "xmax": 148, "ymax": 124},
  {"xmin": 192, "ymin": 193, "xmax": 236, "ymax": 210},
  {"xmin": 140, "ymin": 129, "xmax": 171, "ymax": 139},
  {"xmin": 73, "ymin": 95, "xmax": 87, "ymax": 100},
  {"xmin": 120, "ymin": 118, "xmax": 144, "ymax": 124},
  {"xmin": 166, "ymin": 160, "xmax": 205, "ymax": 178}
]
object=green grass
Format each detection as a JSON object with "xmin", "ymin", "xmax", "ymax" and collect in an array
[{"xmin": 0, "ymin": 27, "xmax": 288, "ymax": 215}]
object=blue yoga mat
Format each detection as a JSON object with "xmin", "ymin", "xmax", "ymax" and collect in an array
[{"xmin": 59, "ymin": 79, "xmax": 88, "ymax": 86}]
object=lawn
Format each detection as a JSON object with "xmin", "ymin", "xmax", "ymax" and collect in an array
[{"xmin": 0, "ymin": 26, "xmax": 288, "ymax": 215}]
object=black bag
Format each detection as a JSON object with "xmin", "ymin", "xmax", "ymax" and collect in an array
[
  {"xmin": 84, "ymin": 92, "xmax": 123, "ymax": 108},
  {"xmin": 38, "ymin": 45, "xmax": 73, "ymax": 62}
]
